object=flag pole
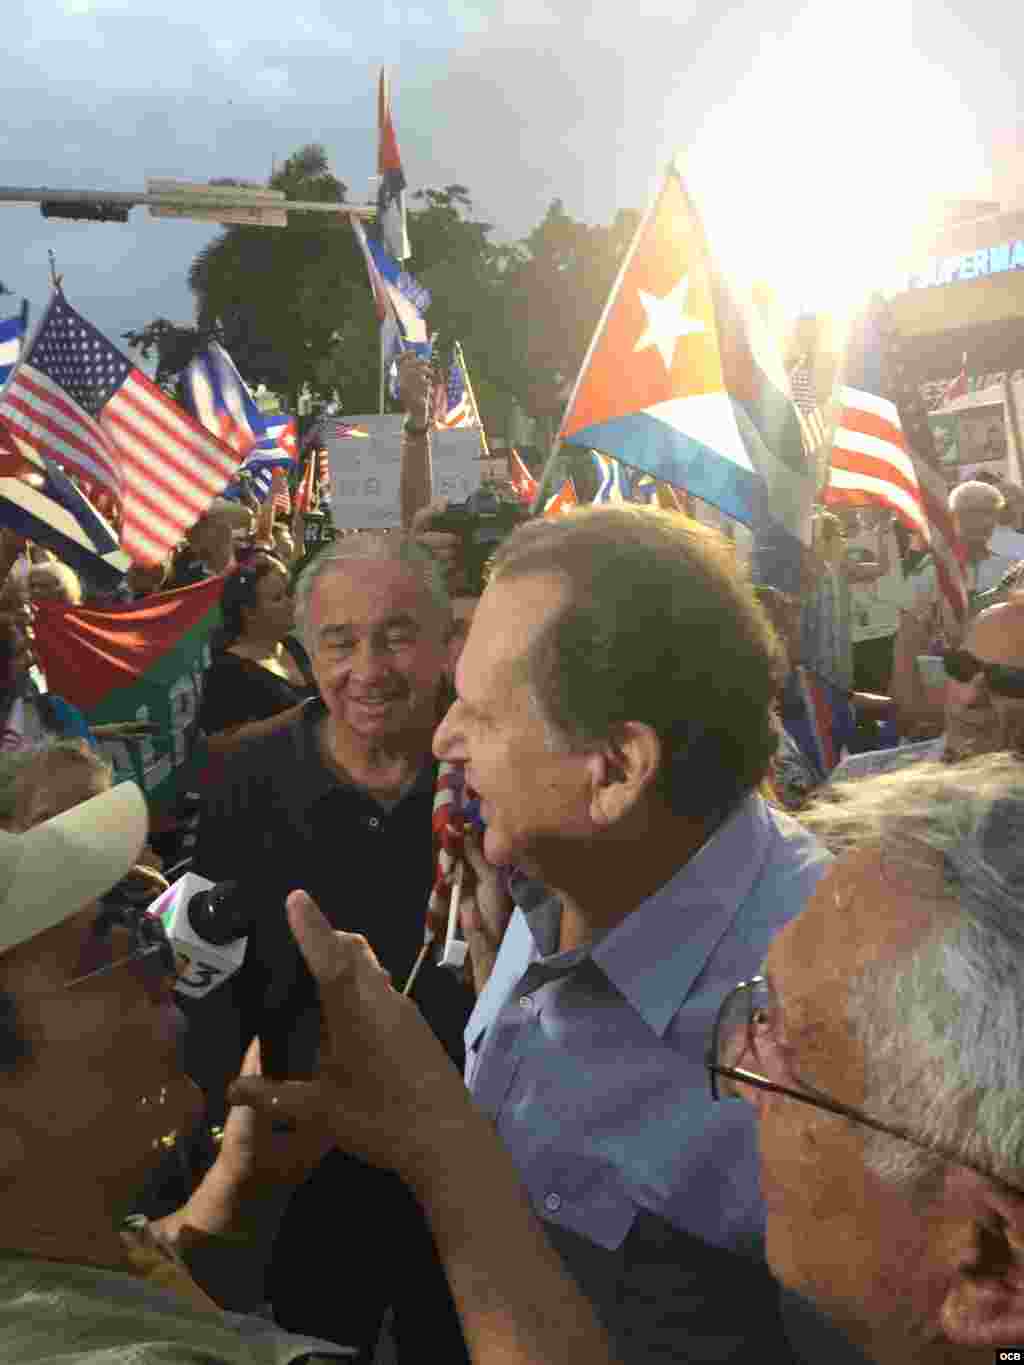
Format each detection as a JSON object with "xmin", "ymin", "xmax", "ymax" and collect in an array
[
  {"xmin": 1004, "ymin": 373, "xmax": 1024, "ymax": 488},
  {"xmin": 379, "ymin": 326, "xmax": 388, "ymax": 416},
  {"xmin": 453, "ymin": 340, "xmax": 490, "ymax": 457}
]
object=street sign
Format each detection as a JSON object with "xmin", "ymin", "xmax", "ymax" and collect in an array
[{"xmin": 146, "ymin": 179, "xmax": 288, "ymax": 228}]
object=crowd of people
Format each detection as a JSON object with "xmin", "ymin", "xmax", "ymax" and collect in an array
[{"xmin": 0, "ymin": 349, "xmax": 1023, "ymax": 1364}]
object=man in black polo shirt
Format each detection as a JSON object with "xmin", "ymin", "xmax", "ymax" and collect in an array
[{"xmin": 188, "ymin": 532, "xmax": 472, "ymax": 1363}]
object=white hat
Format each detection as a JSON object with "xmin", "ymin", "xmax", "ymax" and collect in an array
[{"xmin": 0, "ymin": 783, "xmax": 148, "ymax": 955}]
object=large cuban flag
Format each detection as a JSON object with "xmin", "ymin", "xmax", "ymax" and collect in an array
[{"xmin": 560, "ymin": 162, "xmax": 815, "ymax": 594}]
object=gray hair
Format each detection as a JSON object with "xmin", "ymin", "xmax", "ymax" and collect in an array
[
  {"xmin": 27, "ymin": 561, "xmax": 83, "ymax": 606},
  {"xmin": 949, "ymin": 480, "xmax": 1005, "ymax": 514},
  {"xmin": 293, "ymin": 533, "xmax": 451, "ymax": 651},
  {"xmin": 801, "ymin": 754, "xmax": 1024, "ymax": 1194}
]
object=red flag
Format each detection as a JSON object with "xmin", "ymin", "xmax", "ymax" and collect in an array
[
  {"xmin": 944, "ymin": 355, "xmax": 968, "ymax": 405},
  {"xmin": 543, "ymin": 479, "xmax": 578, "ymax": 517},
  {"xmin": 508, "ymin": 449, "xmax": 538, "ymax": 505},
  {"xmin": 377, "ymin": 68, "xmax": 410, "ymax": 262},
  {"xmin": 294, "ymin": 452, "xmax": 318, "ymax": 517}
]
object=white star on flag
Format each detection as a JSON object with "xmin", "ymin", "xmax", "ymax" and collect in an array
[{"xmin": 633, "ymin": 274, "xmax": 706, "ymax": 371}]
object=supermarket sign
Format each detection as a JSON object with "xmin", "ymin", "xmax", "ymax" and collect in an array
[{"xmin": 905, "ymin": 238, "xmax": 1024, "ymax": 290}]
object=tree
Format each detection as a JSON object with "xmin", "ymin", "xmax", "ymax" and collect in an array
[{"xmin": 186, "ymin": 143, "xmax": 375, "ymax": 411}]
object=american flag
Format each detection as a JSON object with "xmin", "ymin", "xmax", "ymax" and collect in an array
[
  {"xmin": 436, "ymin": 355, "xmax": 475, "ymax": 430},
  {"xmin": 317, "ymin": 447, "xmax": 331, "ymax": 499},
  {"xmin": 789, "ymin": 353, "xmax": 827, "ymax": 454},
  {"xmin": 825, "ymin": 296, "xmax": 967, "ymax": 626},
  {"xmin": 0, "ymin": 290, "xmax": 239, "ymax": 566}
]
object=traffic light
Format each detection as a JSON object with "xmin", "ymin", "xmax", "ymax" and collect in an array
[{"xmin": 40, "ymin": 200, "xmax": 131, "ymax": 223}]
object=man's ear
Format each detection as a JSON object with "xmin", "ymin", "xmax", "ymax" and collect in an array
[
  {"xmin": 587, "ymin": 722, "xmax": 661, "ymax": 828},
  {"xmin": 939, "ymin": 1173, "xmax": 1024, "ymax": 1349}
]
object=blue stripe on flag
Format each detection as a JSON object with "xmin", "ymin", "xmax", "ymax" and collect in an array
[{"xmin": 570, "ymin": 412, "xmax": 763, "ymax": 527}]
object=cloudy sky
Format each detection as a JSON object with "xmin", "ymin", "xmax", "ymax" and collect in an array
[{"xmin": 1, "ymin": 0, "xmax": 1021, "ymax": 347}]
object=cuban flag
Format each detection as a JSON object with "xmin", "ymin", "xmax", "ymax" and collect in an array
[
  {"xmin": 183, "ymin": 342, "xmax": 264, "ymax": 459},
  {"xmin": 377, "ymin": 68, "xmax": 410, "ymax": 262},
  {"xmin": 560, "ymin": 162, "xmax": 814, "ymax": 595},
  {"xmin": 254, "ymin": 413, "xmax": 298, "ymax": 461},
  {"xmin": 0, "ymin": 301, "xmax": 29, "ymax": 391},
  {"xmin": 0, "ymin": 416, "xmax": 130, "ymax": 590},
  {"xmin": 351, "ymin": 216, "xmax": 431, "ymax": 376}
]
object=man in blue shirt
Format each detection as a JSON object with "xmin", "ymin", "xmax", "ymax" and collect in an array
[{"xmin": 433, "ymin": 504, "xmax": 842, "ymax": 1361}]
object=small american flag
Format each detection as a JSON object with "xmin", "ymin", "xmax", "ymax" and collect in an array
[
  {"xmin": 436, "ymin": 356, "xmax": 475, "ymax": 430},
  {"xmin": 825, "ymin": 296, "xmax": 967, "ymax": 626},
  {"xmin": 789, "ymin": 354, "xmax": 827, "ymax": 455},
  {"xmin": 0, "ymin": 290, "xmax": 239, "ymax": 566}
]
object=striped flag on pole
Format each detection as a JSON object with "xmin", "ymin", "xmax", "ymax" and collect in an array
[
  {"xmin": 0, "ymin": 301, "xmax": 28, "ymax": 390},
  {"xmin": 183, "ymin": 342, "xmax": 264, "ymax": 459},
  {"xmin": 0, "ymin": 289, "xmax": 240, "ymax": 566},
  {"xmin": 825, "ymin": 296, "xmax": 967, "ymax": 626}
]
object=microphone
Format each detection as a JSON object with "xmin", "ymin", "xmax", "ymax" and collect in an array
[{"xmin": 149, "ymin": 872, "xmax": 252, "ymax": 1000}]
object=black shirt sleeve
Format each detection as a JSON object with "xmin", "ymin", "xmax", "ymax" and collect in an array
[{"xmin": 199, "ymin": 653, "xmax": 306, "ymax": 737}]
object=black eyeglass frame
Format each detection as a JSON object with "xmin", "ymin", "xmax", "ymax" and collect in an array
[
  {"xmin": 706, "ymin": 976, "xmax": 1024, "ymax": 1197},
  {"xmin": 942, "ymin": 648, "xmax": 1024, "ymax": 699}
]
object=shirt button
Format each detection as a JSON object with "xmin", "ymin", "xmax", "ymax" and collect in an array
[
  {"xmin": 368, "ymin": 817, "xmax": 380, "ymax": 829},
  {"xmin": 518, "ymin": 995, "xmax": 533, "ymax": 1011},
  {"xmin": 543, "ymin": 1192, "xmax": 562, "ymax": 1213}
]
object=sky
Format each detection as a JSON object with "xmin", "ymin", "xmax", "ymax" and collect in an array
[{"xmin": 1, "ymin": 0, "xmax": 1021, "ymax": 350}]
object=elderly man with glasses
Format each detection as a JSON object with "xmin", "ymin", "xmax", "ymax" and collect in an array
[
  {"xmin": 832, "ymin": 595, "xmax": 1024, "ymax": 779},
  {"xmin": 231, "ymin": 752, "xmax": 1024, "ymax": 1364}
]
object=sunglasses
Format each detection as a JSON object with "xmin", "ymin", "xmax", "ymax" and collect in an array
[
  {"xmin": 942, "ymin": 648, "xmax": 1024, "ymax": 699},
  {"xmin": 66, "ymin": 897, "xmax": 176, "ymax": 999}
]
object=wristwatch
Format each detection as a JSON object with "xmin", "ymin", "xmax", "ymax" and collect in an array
[{"xmin": 403, "ymin": 417, "xmax": 431, "ymax": 437}]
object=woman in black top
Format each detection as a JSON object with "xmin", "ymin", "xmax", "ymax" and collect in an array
[{"xmin": 200, "ymin": 554, "xmax": 316, "ymax": 756}]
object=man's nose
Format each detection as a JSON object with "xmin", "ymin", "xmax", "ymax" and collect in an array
[
  {"xmin": 348, "ymin": 638, "xmax": 394, "ymax": 679},
  {"xmin": 433, "ymin": 703, "xmax": 465, "ymax": 760}
]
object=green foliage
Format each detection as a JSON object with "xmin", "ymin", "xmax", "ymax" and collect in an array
[{"xmin": 136, "ymin": 143, "xmax": 640, "ymax": 431}]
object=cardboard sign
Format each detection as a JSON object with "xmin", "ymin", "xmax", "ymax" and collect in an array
[
  {"xmin": 325, "ymin": 415, "xmax": 404, "ymax": 529},
  {"xmin": 431, "ymin": 428, "xmax": 484, "ymax": 505}
]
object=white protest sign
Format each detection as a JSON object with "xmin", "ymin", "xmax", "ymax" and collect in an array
[
  {"xmin": 325, "ymin": 415, "xmax": 404, "ymax": 530},
  {"xmin": 431, "ymin": 427, "xmax": 483, "ymax": 505}
]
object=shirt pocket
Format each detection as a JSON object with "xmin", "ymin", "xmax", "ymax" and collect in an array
[
  {"xmin": 526, "ymin": 1151, "xmax": 639, "ymax": 1252},
  {"xmin": 463, "ymin": 1024, "xmax": 487, "ymax": 1090}
]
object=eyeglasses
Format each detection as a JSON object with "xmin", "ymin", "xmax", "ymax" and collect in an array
[
  {"xmin": 706, "ymin": 976, "xmax": 1024, "ymax": 1196},
  {"xmin": 66, "ymin": 897, "xmax": 176, "ymax": 999},
  {"xmin": 943, "ymin": 648, "xmax": 1024, "ymax": 699}
]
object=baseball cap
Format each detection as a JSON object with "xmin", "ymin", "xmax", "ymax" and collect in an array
[{"xmin": 0, "ymin": 782, "xmax": 148, "ymax": 955}]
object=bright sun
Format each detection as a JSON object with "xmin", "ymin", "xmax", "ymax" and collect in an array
[{"xmin": 675, "ymin": 0, "xmax": 990, "ymax": 326}]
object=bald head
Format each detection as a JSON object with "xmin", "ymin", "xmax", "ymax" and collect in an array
[{"xmin": 944, "ymin": 598, "xmax": 1024, "ymax": 760}]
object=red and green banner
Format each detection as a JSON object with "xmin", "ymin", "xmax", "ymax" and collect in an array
[{"xmin": 33, "ymin": 577, "xmax": 225, "ymax": 812}]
